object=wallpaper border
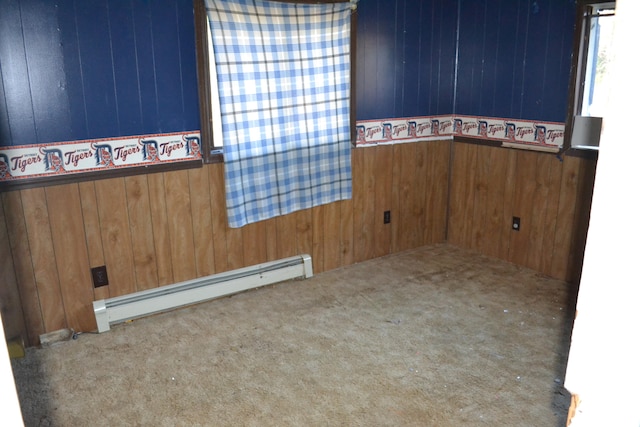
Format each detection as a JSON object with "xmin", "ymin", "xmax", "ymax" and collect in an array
[{"xmin": 355, "ymin": 115, "xmax": 564, "ymax": 151}]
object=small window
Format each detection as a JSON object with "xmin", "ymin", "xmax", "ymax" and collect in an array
[
  {"xmin": 567, "ymin": 1, "xmax": 615, "ymax": 150},
  {"xmin": 578, "ymin": 2, "xmax": 615, "ymax": 118},
  {"xmin": 194, "ymin": 0, "xmax": 223, "ymax": 163},
  {"xmin": 194, "ymin": 0, "xmax": 357, "ymax": 164}
]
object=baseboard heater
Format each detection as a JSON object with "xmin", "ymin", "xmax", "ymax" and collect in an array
[{"xmin": 93, "ymin": 254, "xmax": 313, "ymax": 333}]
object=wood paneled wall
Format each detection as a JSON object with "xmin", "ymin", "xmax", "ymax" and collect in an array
[
  {"xmin": 448, "ymin": 142, "xmax": 597, "ymax": 283},
  {"xmin": 0, "ymin": 141, "xmax": 450, "ymax": 346},
  {"xmin": 0, "ymin": 140, "xmax": 597, "ymax": 347}
]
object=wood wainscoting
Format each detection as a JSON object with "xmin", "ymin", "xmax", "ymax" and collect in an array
[
  {"xmin": 0, "ymin": 141, "xmax": 450, "ymax": 346},
  {"xmin": 0, "ymin": 140, "xmax": 596, "ymax": 347},
  {"xmin": 448, "ymin": 142, "xmax": 597, "ymax": 284}
]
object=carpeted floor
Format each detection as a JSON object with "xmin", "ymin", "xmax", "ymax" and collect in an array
[{"xmin": 11, "ymin": 244, "xmax": 574, "ymax": 426}]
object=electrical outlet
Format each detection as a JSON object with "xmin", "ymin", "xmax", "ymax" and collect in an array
[
  {"xmin": 91, "ymin": 265, "xmax": 109, "ymax": 288},
  {"xmin": 384, "ymin": 210, "xmax": 391, "ymax": 224},
  {"xmin": 512, "ymin": 216, "xmax": 521, "ymax": 231}
]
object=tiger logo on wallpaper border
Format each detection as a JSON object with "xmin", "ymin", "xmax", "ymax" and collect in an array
[
  {"xmin": 92, "ymin": 143, "xmax": 115, "ymax": 168},
  {"xmin": 40, "ymin": 148, "xmax": 66, "ymax": 173},
  {"xmin": 0, "ymin": 154, "xmax": 11, "ymax": 180}
]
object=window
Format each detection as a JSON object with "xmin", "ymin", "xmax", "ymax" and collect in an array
[
  {"xmin": 567, "ymin": 1, "xmax": 615, "ymax": 150},
  {"xmin": 194, "ymin": 0, "xmax": 357, "ymax": 164},
  {"xmin": 195, "ymin": 0, "xmax": 221, "ymax": 163},
  {"xmin": 194, "ymin": 0, "xmax": 356, "ymax": 228},
  {"xmin": 577, "ymin": 2, "xmax": 615, "ymax": 118}
]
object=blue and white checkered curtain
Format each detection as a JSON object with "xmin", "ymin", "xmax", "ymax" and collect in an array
[{"xmin": 206, "ymin": 0, "xmax": 353, "ymax": 228}]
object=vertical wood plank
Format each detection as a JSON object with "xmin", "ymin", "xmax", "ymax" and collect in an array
[
  {"xmin": 226, "ymin": 225, "xmax": 244, "ymax": 270},
  {"xmin": 312, "ymin": 205, "xmax": 324, "ymax": 273},
  {"xmin": 208, "ymin": 163, "xmax": 229, "ymax": 273},
  {"xmin": 79, "ymin": 182, "xmax": 109, "ymax": 300},
  {"xmin": 525, "ymin": 153, "xmax": 554, "ymax": 272},
  {"xmin": 339, "ymin": 198, "xmax": 353, "ymax": 267},
  {"xmin": 275, "ymin": 212, "xmax": 297, "ymax": 259},
  {"xmin": 94, "ymin": 178, "xmax": 136, "ymax": 297},
  {"xmin": 500, "ymin": 149, "xmax": 518, "ymax": 260},
  {"xmin": 164, "ymin": 170, "xmax": 197, "ymax": 282},
  {"xmin": 482, "ymin": 146, "xmax": 510, "ymax": 258},
  {"xmin": 373, "ymin": 145, "xmax": 394, "ymax": 257},
  {"xmin": 471, "ymin": 145, "xmax": 491, "ymax": 251},
  {"xmin": 508, "ymin": 151, "xmax": 538, "ymax": 266},
  {"xmin": 0, "ymin": 195, "xmax": 27, "ymax": 342},
  {"xmin": 263, "ymin": 217, "xmax": 278, "ymax": 262},
  {"xmin": 351, "ymin": 147, "xmax": 366, "ymax": 262},
  {"xmin": 46, "ymin": 184, "xmax": 95, "ymax": 332},
  {"xmin": 550, "ymin": 155, "xmax": 581, "ymax": 281},
  {"xmin": 392, "ymin": 143, "xmax": 422, "ymax": 252},
  {"xmin": 295, "ymin": 208, "xmax": 313, "ymax": 259},
  {"xmin": 242, "ymin": 220, "xmax": 267, "ymax": 266},
  {"xmin": 125, "ymin": 175, "xmax": 159, "ymax": 291},
  {"xmin": 322, "ymin": 201, "xmax": 341, "ymax": 271},
  {"xmin": 447, "ymin": 143, "xmax": 470, "ymax": 246},
  {"xmin": 460, "ymin": 144, "xmax": 478, "ymax": 247},
  {"xmin": 567, "ymin": 157, "xmax": 597, "ymax": 283},
  {"xmin": 423, "ymin": 142, "xmax": 437, "ymax": 245},
  {"xmin": 391, "ymin": 144, "xmax": 402, "ymax": 253},
  {"xmin": 242, "ymin": 222, "xmax": 260, "ymax": 266},
  {"xmin": 218, "ymin": 162, "xmax": 240, "ymax": 271},
  {"xmin": 361, "ymin": 147, "xmax": 376, "ymax": 259},
  {"xmin": 189, "ymin": 167, "xmax": 216, "ymax": 277},
  {"xmin": 2, "ymin": 191, "xmax": 43, "ymax": 346},
  {"xmin": 427, "ymin": 140, "xmax": 450, "ymax": 244},
  {"xmin": 539, "ymin": 155, "xmax": 564, "ymax": 276},
  {"xmin": 147, "ymin": 172, "xmax": 174, "ymax": 286},
  {"xmin": 21, "ymin": 187, "xmax": 66, "ymax": 332},
  {"xmin": 407, "ymin": 143, "xmax": 421, "ymax": 250},
  {"xmin": 414, "ymin": 142, "xmax": 429, "ymax": 247}
]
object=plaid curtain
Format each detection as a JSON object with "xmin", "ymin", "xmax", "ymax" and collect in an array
[{"xmin": 206, "ymin": 0, "xmax": 353, "ymax": 228}]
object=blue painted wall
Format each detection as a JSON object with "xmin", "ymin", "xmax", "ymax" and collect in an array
[
  {"xmin": 356, "ymin": 0, "xmax": 576, "ymax": 123},
  {"xmin": 355, "ymin": 0, "xmax": 458, "ymax": 120},
  {"xmin": 0, "ymin": 0, "xmax": 199, "ymax": 147},
  {"xmin": 0, "ymin": 0, "xmax": 575, "ymax": 148},
  {"xmin": 455, "ymin": 0, "xmax": 575, "ymax": 122}
]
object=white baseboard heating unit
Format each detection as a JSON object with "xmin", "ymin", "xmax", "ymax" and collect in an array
[{"xmin": 93, "ymin": 254, "xmax": 313, "ymax": 333}]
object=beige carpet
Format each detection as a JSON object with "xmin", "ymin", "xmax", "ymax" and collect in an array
[{"xmin": 11, "ymin": 244, "xmax": 574, "ymax": 426}]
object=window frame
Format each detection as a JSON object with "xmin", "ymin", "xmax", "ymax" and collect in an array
[
  {"xmin": 564, "ymin": 0, "xmax": 615, "ymax": 154},
  {"xmin": 193, "ymin": 0, "xmax": 357, "ymax": 164}
]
